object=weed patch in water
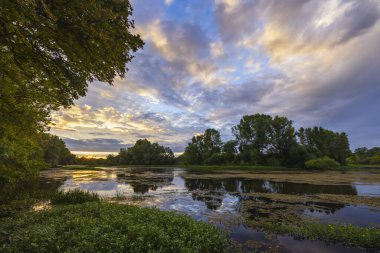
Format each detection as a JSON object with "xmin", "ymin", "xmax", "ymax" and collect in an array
[
  {"xmin": 51, "ymin": 189, "xmax": 100, "ymax": 205},
  {"xmin": 256, "ymin": 220, "xmax": 380, "ymax": 250},
  {"xmin": 0, "ymin": 202, "xmax": 228, "ymax": 253}
]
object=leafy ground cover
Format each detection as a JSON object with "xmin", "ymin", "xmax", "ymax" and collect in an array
[{"xmin": 0, "ymin": 202, "xmax": 228, "ymax": 253}]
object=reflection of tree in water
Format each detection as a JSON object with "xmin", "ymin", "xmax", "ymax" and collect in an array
[
  {"xmin": 185, "ymin": 178, "xmax": 234, "ymax": 210},
  {"xmin": 305, "ymin": 201, "xmax": 346, "ymax": 214},
  {"xmin": 184, "ymin": 177, "xmax": 356, "ymax": 212},
  {"xmin": 191, "ymin": 192, "xmax": 223, "ymax": 210},
  {"xmin": 260, "ymin": 181, "xmax": 357, "ymax": 195},
  {"xmin": 184, "ymin": 177, "xmax": 357, "ymax": 195},
  {"xmin": 0, "ymin": 176, "xmax": 66, "ymax": 205},
  {"xmin": 116, "ymin": 169, "xmax": 173, "ymax": 194}
]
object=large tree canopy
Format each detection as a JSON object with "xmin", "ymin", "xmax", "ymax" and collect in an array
[
  {"xmin": 1, "ymin": 0, "xmax": 143, "ymax": 108},
  {"xmin": 0, "ymin": 0, "xmax": 143, "ymax": 183}
]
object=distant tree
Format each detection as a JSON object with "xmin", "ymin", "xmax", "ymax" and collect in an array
[
  {"xmin": 296, "ymin": 127, "xmax": 350, "ymax": 165},
  {"xmin": 183, "ymin": 135, "xmax": 203, "ymax": 165},
  {"xmin": 232, "ymin": 114, "xmax": 272, "ymax": 164},
  {"xmin": 348, "ymin": 147, "xmax": 380, "ymax": 165},
  {"xmin": 269, "ymin": 116, "xmax": 297, "ymax": 165},
  {"xmin": 116, "ymin": 139, "xmax": 175, "ymax": 165},
  {"xmin": 183, "ymin": 129, "xmax": 223, "ymax": 165},
  {"xmin": 222, "ymin": 140, "xmax": 238, "ymax": 163},
  {"xmin": 202, "ymin": 129, "xmax": 223, "ymax": 162}
]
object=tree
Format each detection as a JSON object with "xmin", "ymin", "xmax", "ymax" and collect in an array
[
  {"xmin": 269, "ymin": 116, "xmax": 297, "ymax": 165},
  {"xmin": 202, "ymin": 129, "xmax": 222, "ymax": 162},
  {"xmin": 116, "ymin": 139, "xmax": 175, "ymax": 165},
  {"xmin": 183, "ymin": 135, "xmax": 203, "ymax": 165},
  {"xmin": 0, "ymin": 0, "xmax": 143, "ymax": 182},
  {"xmin": 39, "ymin": 134, "xmax": 75, "ymax": 166},
  {"xmin": 296, "ymin": 127, "xmax": 350, "ymax": 165},
  {"xmin": 232, "ymin": 114, "xmax": 272, "ymax": 164},
  {"xmin": 222, "ymin": 140, "xmax": 238, "ymax": 163},
  {"xmin": 183, "ymin": 129, "xmax": 223, "ymax": 165},
  {"xmin": 348, "ymin": 147, "xmax": 380, "ymax": 165}
]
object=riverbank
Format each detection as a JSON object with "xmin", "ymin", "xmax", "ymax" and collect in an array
[{"xmin": 61, "ymin": 164, "xmax": 380, "ymax": 172}]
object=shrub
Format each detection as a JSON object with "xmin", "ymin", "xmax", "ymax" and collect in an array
[
  {"xmin": 51, "ymin": 189, "xmax": 100, "ymax": 204},
  {"xmin": 368, "ymin": 155, "xmax": 380, "ymax": 165},
  {"xmin": 0, "ymin": 203, "xmax": 228, "ymax": 253},
  {"xmin": 305, "ymin": 156, "xmax": 340, "ymax": 170}
]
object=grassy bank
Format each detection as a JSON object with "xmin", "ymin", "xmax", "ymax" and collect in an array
[
  {"xmin": 0, "ymin": 202, "xmax": 228, "ymax": 253},
  {"xmin": 60, "ymin": 165, "xmax": 104, "ymax": 170},
  {"xmin": 256, "ymin": 219, "xmax": 380, "ymax": 250}
]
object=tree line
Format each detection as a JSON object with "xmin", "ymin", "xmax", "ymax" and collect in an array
[
  {"xmin": 180, "ymin": 114, "xmax": 351, "ymax": 167},
  {"xmin": 75, "ymin": 113, "xmax": 373, "ymax": 168},
  {"xmin": 15, "ymin": 114, "xmax": 380, "ymax": 169},
  {"xmin": 347, "ymin": 147, "xmax": 380, "ymax": 165}
]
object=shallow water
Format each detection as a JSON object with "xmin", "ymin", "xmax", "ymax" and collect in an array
[{"xmin": 39, "ymin": 167, "xmax": 380, "ymax": 253}]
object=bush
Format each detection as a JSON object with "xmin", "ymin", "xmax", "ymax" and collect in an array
[
  {"xmin": 368, "ymin": 155, "xmax": 380, "ymax": 165},
  {"xmin": 51, "ymin": 189, "xmax": 100, "ymax": 204},
  {"xmin": 0, "ymin": 203, "xmax": 227, "ymax": 253},
  {"xmin": 305, "ymin": 156, "xmax": 340, "ymax": 170}
]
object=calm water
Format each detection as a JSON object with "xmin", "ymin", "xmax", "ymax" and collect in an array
[{"xmin": 39, "ymin": 167, "xmax": 380, "ymax": 253}]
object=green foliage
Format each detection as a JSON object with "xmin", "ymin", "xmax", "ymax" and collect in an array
[
  {"xmin": 0, "ymin": 0, "xmax": 143, "ymax": 183},
  {"xmin": 0, "ymin": 203, "xmax": 227, "ymax": 253},
  {"xmin": 348, "ymin": 147, "xmax": 380, "ymax": 165},
  {"xmin": 180, "ymin": 114, "xmax": 352, "ymax": 168},
  {"xmin": 257, "ymin": 220, "xmax": 380, "ymax": 250},
  {"xmin": 39, "ymin": 134, "xmax": 75, "ymax": 166},
  {"xmin": 222, "ymin": 140, "xmax": 238, "ymax": 162},
  {"xmin": 51, "ymin": 189, "xmax": 100, "ymax": 205},
  {"xmin": 232, "ymin": 114, "xmax": 299, "ymax": 165},
  {"xmin": 305, "ymin": 156, "xmax": 340, "ymax": 170},
  {"xmin": 115, "ymin": 139, "xmax": 175, "ymax": 165},
  {"xmin": 183, "ymin": 129, "xmax": 223, "ymax": 165},
  {"xmin": 297, "ymin": 127, "xmax": 350, "ymax": 164},
  {"xmin": 232, "ymin": 114, "xmax": 273, "ymax": 164}
]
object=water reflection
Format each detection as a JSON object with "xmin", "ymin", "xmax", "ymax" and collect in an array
[
  {"xmin": 185, "ymin": 178, "xmax": 358, "ymax": 195},
  {"xmin": 36, "ymin": 168, "xmax": 380, "ymax": 253},
  {"xmin": 116, "ymin": 169, "xmax": 173, "ymax": 194}
]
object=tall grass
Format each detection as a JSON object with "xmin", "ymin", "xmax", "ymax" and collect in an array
[{"xmin": 51, "ymin": 189, "xmax": 100, "ymax": 204}]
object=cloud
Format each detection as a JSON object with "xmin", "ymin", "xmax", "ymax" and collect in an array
[
  {"xmin": 50, "ymin": 0, "xmax": 380, "ymax": 152},
  {"xmin": 63, "ymin": 138, "xmax": 128, "ymax": 152}
]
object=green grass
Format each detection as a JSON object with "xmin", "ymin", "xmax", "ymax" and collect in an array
[
  {"xmin": 254, "ymin": 220, "xmax": 380, "ymax": 250},
  {"xmin": 61, "ymin": 165, "xmax": 104, "ymax": 170},
  {"xmin": 341, "ymin": 164, "xmax": 380, "ymax": 170},
  {"xmin": 0, "ymin": 202, "xmax": 228, "ymax": 253},
  {"xmin": 51, "ymin": 189, "xmax": 100, "ymax": 205}
]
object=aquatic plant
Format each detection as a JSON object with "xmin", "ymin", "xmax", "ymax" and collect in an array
[
  {"xmin": 51, "ymin": 189, "xmax": 100, "ymax": 205},
  {"xmin": 254, "ymin": 219, "xmax": 380, "ymax": 250},
  {"xmin": 0, "ymin": 203, "xmax": 228, "ymax": 253}
]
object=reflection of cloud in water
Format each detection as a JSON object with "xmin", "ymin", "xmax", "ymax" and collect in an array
[{"xmin": 354, "ymin": 183, "xmax": 380, "ymax": 197}]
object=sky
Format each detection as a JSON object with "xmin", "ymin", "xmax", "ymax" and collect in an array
[{"xmin": 50, "ymin": 0, "xmax": 380, "ymax": 155}]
